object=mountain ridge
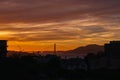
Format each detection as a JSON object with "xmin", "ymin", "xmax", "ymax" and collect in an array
[{"xmin": 66, "ymin": 44, "xmax": 104, "ymax": 54}]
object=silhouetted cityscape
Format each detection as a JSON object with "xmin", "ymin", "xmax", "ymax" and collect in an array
[{"xmin": 0, "ymin": 40, "xmax": 120, "ymax": 80}]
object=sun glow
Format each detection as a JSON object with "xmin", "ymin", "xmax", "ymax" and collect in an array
[{"xmin": 0, "ymin": 31, "xmax": 11, "ymax": 35}]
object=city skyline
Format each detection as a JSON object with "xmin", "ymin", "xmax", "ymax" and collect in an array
[{"xmin": 0, "ymin": 0, "xmax": 120, "ymax": 51}]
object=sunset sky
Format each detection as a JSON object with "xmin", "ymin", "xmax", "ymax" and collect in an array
[{"xmin": 0, "ymin": 0, "xmax": 120, "ymax": 51}]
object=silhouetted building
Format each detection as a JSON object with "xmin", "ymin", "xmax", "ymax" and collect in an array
[
  {"xmin": 62, "ymin": 58, "xmax": 87, "ymax": 70},
  {"xmin": 0, "ymin": 40, "xmax": 7, "ymax": 58},
  {"xmin": 85, "ymin": 53, "xmax": 107, "ymax": 70},
  {"xmin": 105, "ymin": 41, "xmax": 120, "ymax": 69}
]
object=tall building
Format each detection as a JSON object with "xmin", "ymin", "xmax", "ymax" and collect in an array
[
  {"xmin": 104, "ymin": 41, "xmax": 120, "ymax": 69},
  {"xmin": 0, "ymin": 40, "xmax": 7, "ymax": 58}
]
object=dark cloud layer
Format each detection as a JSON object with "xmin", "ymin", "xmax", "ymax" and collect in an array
[{"xmin": 0, "ymin": 0, "xmax": 120, "ymax": 23}]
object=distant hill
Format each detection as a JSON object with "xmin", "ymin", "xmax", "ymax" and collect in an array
[
  {"xmin": 67, "ymin": 44, "xmax": 104, "ymax": 54},
  {"xmin": 59, "ymin": 44, "xmax": 104, "ymax": 58}
]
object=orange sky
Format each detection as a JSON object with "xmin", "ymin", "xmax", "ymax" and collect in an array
[{"xmin": 0, "ymin": 0, "xmax": 120, "ymax": 51}]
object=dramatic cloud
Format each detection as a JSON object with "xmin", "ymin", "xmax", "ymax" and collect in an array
[
  {"xmin": 0, "ymin": 0, "xmax": 120, "ymax": 51},
  {"xmin": 0, "ymin": 0, "xmax": 120, "ymax": 23}
]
